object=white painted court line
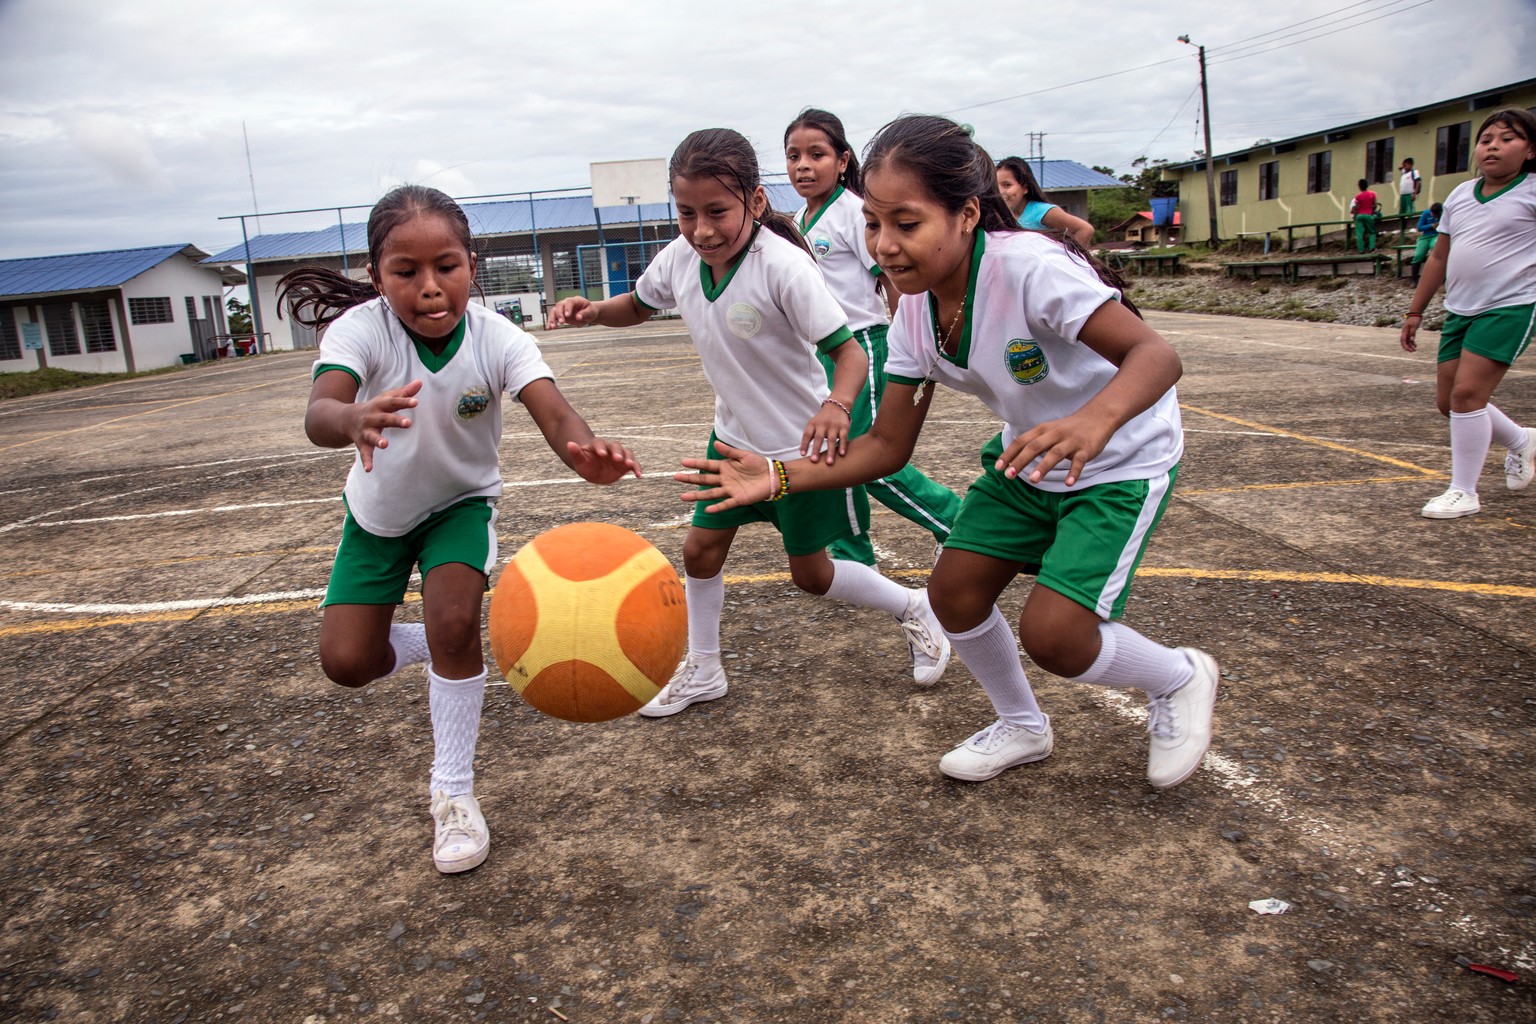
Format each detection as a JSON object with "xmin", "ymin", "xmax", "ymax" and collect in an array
[{"xmin": 0, "ymin": 589, "xmax": 329, "ymax": 614}]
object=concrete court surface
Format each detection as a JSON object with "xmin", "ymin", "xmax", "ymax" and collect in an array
[{"xmin": 0, "ymin": 310, "xmax": 1532, "ymax": 1023}]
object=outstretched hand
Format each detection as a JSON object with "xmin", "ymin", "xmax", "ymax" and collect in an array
[
  {"xmin": 546, "ymin": 297, "xmax": 598, "ymax": 328},
  {"xmin": 353, "ymin": 379, "xmax": 422, "ymax": 472},
  {"xmin": 566, "ymin": 437, "xmax": 642, "ymax": 484},
  {"xmin": 996, "ymin": 411, "xmax": 1113, "ymax": 487},
  {"xmin": 675, "ymin": 441, "xmax": 773, "ymax": 512}
]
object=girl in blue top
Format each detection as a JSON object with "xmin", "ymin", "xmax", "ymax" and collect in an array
[
  {"xmin": 995, "ymin": 156, "xmax": 1095, "ymax": 248},
  {"xmin": 785, "ymin": 107, "xmax": 962, "ymax": 558}
]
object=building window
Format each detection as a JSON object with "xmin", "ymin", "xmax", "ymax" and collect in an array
[
  {"xmin": 43, "ymin": 303, "xmax": 80, "ymax": 356},
  {"xmin": 476, "ymin": 254, "xmax": 542, "ymax": 295},
  {"xmin": 1307, "ymin": 151, "xmax": 1332, "ymax": 194},
  {"xmin": 1258, "ymin": 161, "xmax": 1279, "ymax": 201},
  {"xmin": 80, "ymin": 300, "xmax": 117, "ymax": 353},
  {"xmin": 1437, "ymin": 121, "xmax": 1471, "ymax": 174},
  {"xmin": 128, "ymin": 296, "xmax": 174, "ymax": 324},
  {"xmin": 0, "ymin": 308, "xmax": 20, "ymax": 361},
  {"xmin": 1365, "ymin": 138, "xmax": 1395, "ymax": 184},
  {"xmin": 1219, "ymin": 170, "xmax": 1238, "ymax": 206}
]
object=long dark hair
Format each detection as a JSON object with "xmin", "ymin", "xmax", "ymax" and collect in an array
[
  {"xmin": 864, "ymin": 115, "xmax": 1137, "ymax": 316},
  {"xmin": 784, "ymin": 108, "xmax": 861, "ymax": 193},
  {"xmin": 670, "ymin": 128, "xmax": 811, "ymax": 258},
  {"xmin": 997, "ymin": 156, "xmax": 1051, "ymax": 206},
  {"xmin": 1476, "ymin": 107, "xmax": 1536, "ymax": 176},
  {"xmin": 278, "ymin": 185, "xmax": 476, "ymax": 329}
]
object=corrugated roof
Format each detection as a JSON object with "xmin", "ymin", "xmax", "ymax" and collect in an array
[
  {"xmin": 0, "ymin": 244, "xmax": 213, "ymax": 300},
  {"xmin": 204, "ymin": 162, "xmax": 1122, "ymax": 267}
]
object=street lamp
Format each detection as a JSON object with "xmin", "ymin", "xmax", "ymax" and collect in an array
[{"xmin": 1179, "ymin": 35, "xmax": 1221, "ymax": 246}]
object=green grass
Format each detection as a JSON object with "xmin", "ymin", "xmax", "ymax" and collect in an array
[{"xmin": 0, "ymin": 364, "xmax": 183, "ymax": 401}]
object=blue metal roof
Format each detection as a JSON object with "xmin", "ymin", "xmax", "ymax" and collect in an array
[
  {"xmin": 204, "ymin": 161, "xmax": 1120, "ymax": 267},
  {"xmin": 0, "ymin": 244, "xmax": 209, "ymax": 300}
]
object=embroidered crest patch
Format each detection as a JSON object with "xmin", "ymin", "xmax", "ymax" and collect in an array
[
  {"xmin": 810, "ymin": 232, "xmax": 832, "ymax": 259},
  {"xmin": 1005, "ymin": 339, "xmax": 1048, "ymax": 385},
  {"xmin": 726, "ymin": 303, "xmax": 763, "ymax": 339},
  {"xmin": 456, "ymin": 385, "xmax": 491, "ymax": 419}
]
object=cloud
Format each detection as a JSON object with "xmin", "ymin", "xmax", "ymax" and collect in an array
[
  {"xmin": 62, "ymin": 112, "xmax": 169, "ymax": 190},
  {"xmin": 379, "ymin": 159, "xmax": 479, "ymax": 199}
]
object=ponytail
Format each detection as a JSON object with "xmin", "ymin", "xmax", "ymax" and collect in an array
[
  {"xmin": 866, "ymin": 115, "xmax": 1138, "ymax": 318},
  {"xmin": 277, "ymin": 184, "xmax": 476, "ymax": 329},
  {"xmin": 784, "ymin": 108, "xmax": 862, "ymax": 193},
  {"xmin": 670, "ymin": 127, "xmax": 812, "ymax": 258}
]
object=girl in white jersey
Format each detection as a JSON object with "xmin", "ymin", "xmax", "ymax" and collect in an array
[
  {"xmin": 548, "ymin": 128, "xmax": 950, "ymax": 715},
  {"xmin": 784, "ymin": 108, "xmax": 962, "ymax": 558},
  {"xmin": 680, "ymin": 115, "xmax": 1221, "ymax": 791},
  {"xmin": 1400, "ymin": 107, "xmax": 1536, "ymax": 519},
  {"xmin": 279, "ymin": 186, "xmax": 639, "ymax": 874}
]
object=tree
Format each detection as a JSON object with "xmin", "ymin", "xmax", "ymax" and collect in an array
[
  {"xmin": 1086, "ymin": 157, "xmax": 1177, "ymax": 236},
  {"xmin": 227, "ymin": 297, "xmax": 252, "ymax": 337}
]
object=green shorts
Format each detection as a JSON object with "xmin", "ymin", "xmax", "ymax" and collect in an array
[
  {"xmin": 943, "ymin": 434, "xmax": 1177, "ymax": 619},
  {"xmin": 322, "ymin": 497, "xmax": 498, "ymax": 606},
  {"xmin": 690, "ymin": 435, "xmax": 874, "ymax": 561},
  {"xmin": 1437, "ymin": 304, "xmax": 1536, "ymax": 366}
]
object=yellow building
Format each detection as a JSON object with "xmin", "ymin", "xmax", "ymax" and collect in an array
[{"xmin": 1162, "ymin": 78, "xmax": 1536, "ymax": 245}]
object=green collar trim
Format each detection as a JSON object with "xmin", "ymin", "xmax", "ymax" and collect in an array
[
  {"xmin": 404, "ymin": 314, "xmax": 467, "ymax": 372},
  {"xmin": 698, "ymin": 225, "xmax": 758, "ymax": 302},
  {"xmin": 797, "ymin": 185, "xmax": 845, "ymax": 235},
  {"xmin": 1474, "ymin": 171, "xmax": 1528, "ymax": 204},
  {"xmin": 927, "ymin": 230, "xmax": 985, "ymax": 370}
]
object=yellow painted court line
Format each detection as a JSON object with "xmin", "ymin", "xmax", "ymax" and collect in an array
[
  {"xmin": 4, "ymin": 566, "xmax": 1530, "ymax": 639},
  {"xmin": 1179, "ymin": 403, "xmax": 1442, "ymax": 476},
  {"xmin": 0, "ymin": 546, "xmax": 337, "ymax": 582},
  {"xmin": 1180, "ymin": 474, "xmax": 1438, "ymax": 496}
]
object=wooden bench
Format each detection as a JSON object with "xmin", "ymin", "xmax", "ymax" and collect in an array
[
  {"xmin": 1280, "ymin": 220, "xmax": 1353, "ymax": 252},
  {"xmin": 1221, "ymin": 254, "xmax": 1386, "ymax": 283},
  {"xmin": 1221, "ymin": 260, "xmax": 1291, "ymax": 281},
  {"xmin": 1390, "ymin": 243, "xmax": 1419, "ymax": 278},
  {"xmin": 1120, "ymin": 252, "xmax": 1183, "ymax": 276}
]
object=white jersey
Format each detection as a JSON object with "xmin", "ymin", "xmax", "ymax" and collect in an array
[
  {"xmin": 796, "ymin": 186, "xmax": 888, "ymax": 331},
  {"xmin": 312, "ymin": 299, "xmax": 554, "ymax": 536},
  {"xmin": 886, "ymin": 230, "xmax": 1183, "ymax": 492},
  {"xmin": 1439, "ymin": 173, "xmax": 1536, "ymax": 316},
  {"xmin": 635, "ymin": 229, "xmax": 852, "ymax": 461}
]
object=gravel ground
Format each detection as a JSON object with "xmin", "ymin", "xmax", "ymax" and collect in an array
[{"xmin": 1122, "ymin": 261, "xmax": 1446, "ymax": 331}]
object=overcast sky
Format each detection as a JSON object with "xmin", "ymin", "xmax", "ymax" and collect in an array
[{"xmin": 1, "ymin": 0, "xmax": 1531, "ymax": 261}]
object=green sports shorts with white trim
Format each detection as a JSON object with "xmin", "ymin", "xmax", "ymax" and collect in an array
[
  {"xmin": 943, "ymin": 433, "xmax": 1178, "ymax": 620},
  {"xmin": 1436, "ymin": 303, "xmax": 1536, "ymax": 366},
  {"xmin": 322, "ymin": 497, "xmax": 498, "ymax": 607},
  {"xmin": 689, "ymin": 435, "xmax": 875, "ymax": 562}
]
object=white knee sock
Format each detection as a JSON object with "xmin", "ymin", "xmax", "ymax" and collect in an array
[
  {"xmin": 1449, "ymin": 408, "xmax": 1492, "ymax": 494},
  {"xmin": 387, "ymin": 622, "xmax": 430, "ymax": 677},
  {"xmin": 1070, "ymin": 621, "xmax": 1193, "ymax": 697},
  {"xmin": 684, "ymin": 572, "xmax": 725, "ymax": 660},
  {"xmin": 944, "ymin": 607, "xmax": 1047, "ymax": 731},
  {"xmin": 823, "ymin": 559, "xmax": 912, "ymax": 618},
  {"xmin": 429, "ymin": 666, "xmax": 485, "ymax": 798},
  {"xmin": 1486, "ymin": 403, "xmax": 1527, "ymax": 451}
]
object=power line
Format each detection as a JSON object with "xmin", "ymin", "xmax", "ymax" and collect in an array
[
  {"xmin": 1207, "ymin": 0, "xmax": 1403, "ymax": 54},
  {"xmin": 1209, "ymin": 0, "xmax": 1437, "ymax": 65}
]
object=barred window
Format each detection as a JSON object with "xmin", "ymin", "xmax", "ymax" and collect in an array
[
  {"xmin": 1258, "ymin": 161, "xmax": 1280, "ymax": 201},
  {"xmin": 1365, "ymin": 138, "xmax": 1395, "ymax": 184},
  {"xmin": 1307, "ymin": 151, "xmax": 1332, "ymax": 194},
  {"xmin": 476, "ymin": 253, "xmax": 542, "ymax": 294},
  {"xmin": 1436, "ymin": 122, "xmax": 1471, "ymax": 174},
  {"xmin": 1219, "ymin": 170, "xmax": 1237, "ymax": 206},
  {"xmin": 0, "ymin": 307, "xmax": 20, "ymax": 361},
  {"xmin": 44, "ymin": 303, "xmax": 80, "ymax": 356},
  {"xmin": 80, "ymin": 300, "xmax": 117, "ymax": 353},
  {"xmin": 128, "ymin": 296, "xmax": 174, "ymax": 324}
]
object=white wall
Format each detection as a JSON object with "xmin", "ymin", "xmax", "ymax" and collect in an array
[{"xmin": 121, "ymin": 256, "xmax": 232, "ymax": 368}]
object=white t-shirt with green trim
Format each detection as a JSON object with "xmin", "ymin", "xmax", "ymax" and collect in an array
[
  {"xmin": 1439, "ymin": 173, "xmax": 1536, "ymax": 316},
  {"xmin": 635, "ymin": 230, "xmax": 853, "ymax": 461},
  {"xmin": 312, "ymin": 299, "xmax": 554, "ymax": 536},
  {"xmin": 886, "ymin": 229, "xmax": 1183, "ymax": 492},
  {"xmin": 796, "ymin": 186, "xmax": 888, "ymax": 332}
]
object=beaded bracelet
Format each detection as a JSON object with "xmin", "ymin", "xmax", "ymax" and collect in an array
[
  {"xmin": 768, "ymin": 459, "xmax": 790, "ymax": 502},
  {"xmin": 822, "ymin": 397, "xmax": 852, "ymax": 419},
  {"xmin": 1406, "ymin": 311, "xmax": 1424, "ymax": 318}
]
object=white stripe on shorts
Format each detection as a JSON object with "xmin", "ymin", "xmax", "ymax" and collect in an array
[
  {"xmin": 1095, "ymin": 471, "xmax": 1171, "ymax": 619},
  {"xmin": 842, "ymin": 487, "xmax": 864, "ymax": 537},
  {"xmin": 481, "ymin": 503, "xmax": 500, "ymax": 575}
]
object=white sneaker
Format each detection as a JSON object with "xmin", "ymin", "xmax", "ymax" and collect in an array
[
  {"xmin": 1146, "ymin": 649, "xmax": 1219, "ymax": 790},
  {"xmin": 430, "ymin": 790, "xmax": 489, "ymax": 874},
  {"xmin": 939, "ymin": 717, "xmax": 1054, "ymax": 781},
  {"xmin": 900, "ymin": 590, "xmax": 951, "ymax": 687},
  {"xmin": 1505, "ymin": 427, "xmax": 1536, "ymax": 491},
  {"xmin": 638, "ymin": 656, "xmax": 728, "ymax": 717},
  {"xmin": 1420, "ymin": 488, "xmax": 1480, "ymax": 519}
]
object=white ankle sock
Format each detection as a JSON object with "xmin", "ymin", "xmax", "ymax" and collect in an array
[
  {"xmin": 429, "ymin": 666, "xmax": 485, "ymax": 798},
  {"xmin": 387, "ymin": 623, "xmax": 430, "ymax": 677},
  {"xmin": 944, "ymin": 607, "xmax": 1047, "ymax": 731},
  {"xmin": 684, "ymin": 572, "xmax": 724, "ymax": 660},
  {"xmin": 1487, "ymin": 403, "xmax": 1527, "ymax": 451},
  {"xmin": 1070, "ymin": 621, "xmax": 1193, "ymax": 697},
  {"xmin": 823, "ymin": 559, "xmax": 912, "ymax": 618},
  {"xmin": 1449, "ymin": 409, "xmax": 1491, "ymax": 494}
]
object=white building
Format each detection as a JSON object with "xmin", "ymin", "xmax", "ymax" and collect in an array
[{"xmin": 0, "ymin": 245, "xmax": 246, "ymax": 373}]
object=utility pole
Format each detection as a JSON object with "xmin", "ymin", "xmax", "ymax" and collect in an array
[{"xmin": 1179, "ymin": 35, "xmax": 1220, "ymax": 246}]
